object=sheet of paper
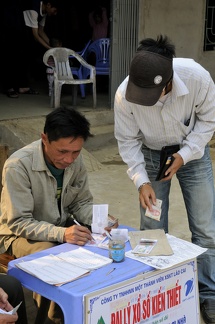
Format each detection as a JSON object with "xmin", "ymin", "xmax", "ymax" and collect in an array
[
  {"xmin": 57, "ymin": 247, "xmax": 112, "ymax": 270},
  {"xmin": 98, "ymin": 239, "xmax": 109, "ymax": 250},
  {"xmin": 0, "ymin": 301, "xmax": 22, "ymax": 315},
  {"xmin": 85, "ymin": 233, "xmax": 107, "ymax": 247},
  {"xmin": 110, "ymin": 228, "xmax": 129, "ymax": 242},
  {"xmin": 91, "ymin": 204, "xmax": 108, "ymax": 234},
  {"xmin": 16, "ymin": 254, "xmax": 89, "ymax": 286},
  {"xmin": 87, "ymin": 236, "xmax": 109, "ymax": 250},
  {"xmin": 16, "ymin": 247, "xmax": 113, "ymax": 285},
  {"xmin": 126, "ymin": 234, "xmax": 207, "ymax": 269}
]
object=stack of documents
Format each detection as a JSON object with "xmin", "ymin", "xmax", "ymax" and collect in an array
[{"xmin": 16, "ymin": 247, "xmax": 112, "ymax": 286}]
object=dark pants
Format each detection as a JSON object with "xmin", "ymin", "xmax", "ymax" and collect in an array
[{"xmin": 0, "ymin": 274, "xmax": 28, "ymax": 324}]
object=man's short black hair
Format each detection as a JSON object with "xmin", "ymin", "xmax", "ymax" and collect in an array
[
  {"xmin": 137, "ymin": 35, "xmax": 176, "ymax": 59},
  {"xmin": 44, "ymin": 107, "xmax": 93, "ymax": 142}
]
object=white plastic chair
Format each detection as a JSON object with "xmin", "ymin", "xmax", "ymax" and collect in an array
[{"xmin": 43, "ymin": 48, "xmax": 96, "ymax": 108}]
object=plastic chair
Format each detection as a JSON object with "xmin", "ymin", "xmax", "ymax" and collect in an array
[
  {"xmin": 81, "ymin": 38, "xmax": 110, "ymax": 97},
  {"xmin": 85, "ymin": 38, "xmax": 110, "ymax": 76},
  {"xmin": 43, "ymin": 48, "xmax": 96, "ymax": 108},
  {"xmin": 70, "ymin": 40, "xmax": 91, "ymax": 98}
]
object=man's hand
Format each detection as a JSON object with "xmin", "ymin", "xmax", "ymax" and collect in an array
[
  {"xmin": 104, "ymin": 214, "xmax": 119, "ymax": 232},
  {"xmin": 104, "ymin": 221, "xmax": 118, "ymax": 232},
  {"xmin": 63, "ymin": 225, "xmax": 93, "ymax": 245},
  {"xmin": 0, "ymin": 288, "xmax": 12, "ymax": 312},
  {"xmin": 0, "ymin": 313, "xmax": 18, "ymax": 323},
  {"xmin": 139, "ymin": 184, "xmax": 156, "ymax": 212},
  {"xmin": 161, "ymin": 153, "xmax": 184, "ymax": 181},
  {"xmin": 0, "ymin": 288, "xmax": 18, "ymax": 323}
]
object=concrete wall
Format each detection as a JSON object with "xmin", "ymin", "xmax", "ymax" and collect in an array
[{"xmin": 138, "ymin": 0, "xmax": 215, "ymax": 80}]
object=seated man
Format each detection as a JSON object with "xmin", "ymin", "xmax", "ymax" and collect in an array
[{"xmin": 0, "ymin": 106, "xmax": 114, "ymax": 323}]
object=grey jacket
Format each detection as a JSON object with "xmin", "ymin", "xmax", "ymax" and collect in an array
[{"xmin": 0, "ymin": 140, "xmax": 93, "ymax": 253}]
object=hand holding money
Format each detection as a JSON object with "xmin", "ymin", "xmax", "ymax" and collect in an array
[{"xmin": 145, "ymin": 199, "xmax": 162, "ymax": 221}]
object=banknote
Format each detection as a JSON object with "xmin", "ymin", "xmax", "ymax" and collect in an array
[{"xmin": 145, "ymin": 199, "xmax": 162, "ymax": 221}]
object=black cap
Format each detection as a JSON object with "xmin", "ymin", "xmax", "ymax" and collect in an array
[{"xmin": 126, "ymin": 51, "xmax": 173, "ymax": 106}]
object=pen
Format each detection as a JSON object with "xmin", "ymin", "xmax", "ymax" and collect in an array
[
  {"xmin": 106, "ymin": 268, "xmax": 116, "ymax": 275},
  {"xmin": 73, "ymin": 219, "xmax": 81, "ymax": 226},
  {"xmin": 73, "ymin": 218, "xmax": 96, "ymax": 242},
  {"xmin": 105, "ymin": 230, "xmax": 113, "ymax": 241}
]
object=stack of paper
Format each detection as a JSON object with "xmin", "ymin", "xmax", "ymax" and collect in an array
[{"xmin": 16, "ymin": 247, "xmax": 112, "ymax": 286}]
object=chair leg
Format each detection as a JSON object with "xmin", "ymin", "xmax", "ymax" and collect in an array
[
  {"xmin": 79, "ymin": 84, "xmax": 86, "ymax": 98},
  {"xmin": 54, "ymin": 84, "xmax": 62, "ymax": 108},
  {"xmin": 50, "ymin": 89, "xmax": 54, "ymax": 108},
  {"xmin": 92, "ymin": 82, "xmax": 97, "ymax": 108},
  {"xmin": 77, "ymin": 70, "xmax": 86, "ymax": 98},
  {"xmin": 72, "ymin": 85, "xmax": 78, "ymax": 106}
]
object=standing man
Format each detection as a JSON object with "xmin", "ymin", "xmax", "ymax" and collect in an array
[
  {"xmin": 3, "ymin": 0, "xmax": 59, "ymax": 98},
  {"xmin": 0, "ymin": 107, "xmax": 94, "ymax": 323},
  {"xmin": 114, "ymin": 35, "xmax": 215, "ymax": 324}
]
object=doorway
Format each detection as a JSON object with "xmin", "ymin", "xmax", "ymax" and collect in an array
[{"xmin": 37, "ymin": 0, "xmax": 139, "ymax": 108}]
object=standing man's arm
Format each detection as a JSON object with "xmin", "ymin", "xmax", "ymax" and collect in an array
[
  {"xmin": 114, "ymin": 85, "xmax": 157, "ymax": 211},
  {"xmin": 32, "ymin": 26, "xmax": 50, "ymax": 49}
]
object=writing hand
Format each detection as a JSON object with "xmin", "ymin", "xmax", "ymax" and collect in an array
[{"xmin": 63, "ymin": 225, "xmax": 93, "ymax": 246}]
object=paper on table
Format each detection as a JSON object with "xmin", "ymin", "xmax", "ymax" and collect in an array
[
  {"xmin": 132, "ymin": 240, "xmax": 158, "ymax": 256},
  {"xmin": 57, "ymin": 247, "xmax": 112, "ymax": 270},
  {"xmin": 126, "ymin": 234, "xmax": 207, "ymax": 269},
  {"xmin": 86, "ymin": 235, "xmax": 109, "ymax": 249},
  {"xmin": 85, "ymin": 233, "xmax": 107, "ymax": 247},
  {"xmin": 16, "ymin": 254, "xmax": 89, "ymax": 286},
  {"xmin": 129, "ymin": 229, "xmax": 173, "ymax": 256},
  {"xmin": 16, "ymin": 247, "xmax": 112, "ymax": 285},
  {"xmin": 110, "ymin": 228, "xmax": 129, "ymax": 242}
]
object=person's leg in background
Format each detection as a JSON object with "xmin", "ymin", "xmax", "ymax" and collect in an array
[
  {"xmin": 177, "ymin": 145, "xmax": 215, "ymax": 323},
  {"xmin": 17, "ymin": 26, "xmax": 39, "ymax": 94},
  {"xmin": 0, "ymin": 273, "xmax": 28, "ymax": 324}
]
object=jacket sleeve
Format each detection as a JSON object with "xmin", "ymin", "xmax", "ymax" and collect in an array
[{"xmin": 1, "ymin": 162, "xmax": 66, "ymax": 243}]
